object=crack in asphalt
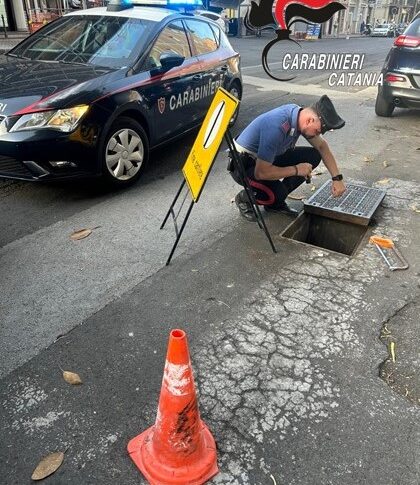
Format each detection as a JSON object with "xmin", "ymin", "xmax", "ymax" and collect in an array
[
  {"xmin": 378, "ymin": 297, "xmax": 420, "ymax": 406},
  {"xmin": 194, "ymin": 179, "xmax": 419, "ymax": 484},
  {"xmin": 194, "ymin": 251, "xmax": 371, "ymax": 483}
]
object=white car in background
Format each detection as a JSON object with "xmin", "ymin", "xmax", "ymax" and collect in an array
[
  {"xmin": 371, "ymin": 23, "xmax": 393, "ymax": 37},
  {"xmin": 194, "ymin": 10, "xmax": 227, "ymax": 33}
]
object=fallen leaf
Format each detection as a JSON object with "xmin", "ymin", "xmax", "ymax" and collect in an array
[
  {"xmin": 410, "ymin": 204, "xmax": 420, "ymax": 214},
  {"xmin": 311, "ymin": 185, "xmax": 316, "ymax": 192},
  {"xmin": 31, "ymin": 452, "xmax": 64, "ymax": 481},
  {"xmin": 383, "ymin": 160, "xmax": 389, "ymax": 168},
  {"xmin": 378, "ymin": 178, "xmax": 390, "ymax": 185},
  {"xmin": 287, "ymin": 194, "xmax": 305, "ymax": 200},
  {"xmin": 389, "ymin": 341, "xmax": 396, "ymax": 363},
  {"xmin": 363, "ymin": 156, "xmax": 374, "ymax": 163},
  {"xmin": 63, "ymin": 371, "xmax": 82, "ymax": 385},
  {"xmin": 70, "ymin": 229, "xmax": 92, "ymax": 241}
]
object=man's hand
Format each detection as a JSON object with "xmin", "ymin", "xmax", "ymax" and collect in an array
[
  {"xmin": 331, "ymin": 179, "xmax": 346, "ymax": 197},
  {"xmin": 296, "ymin": 163, "xmax": 313, "ymax": 178}
]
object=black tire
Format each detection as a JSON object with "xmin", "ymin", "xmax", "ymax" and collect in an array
[
  {"xmin": 100, "ymin": 116, "xmax": 149, "ymax": 187},
  {"xmin": 228, "ymin": 82, "xmax": 242, "ymax": 127},
  {"xmin": 375, "ymin": 89, "xmax": 394, "ymax": 117}
]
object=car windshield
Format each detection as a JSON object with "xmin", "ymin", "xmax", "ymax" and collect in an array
[
  {"xmin": 376, "ymin": 24, "xmax": 388, "ymax": 29},
  {"xmin": 8, "ymin": 15, "xmax": 156, "ymax": 68}
]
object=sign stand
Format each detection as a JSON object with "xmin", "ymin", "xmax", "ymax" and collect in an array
[
  {"xmin": 224, "ymin": 130, "xmax": 277, "ymax": 254},
  {"xmin": 160, "ymin": 180, "xmax": 195, "ymax": 266},
  {"xmin": 161, "ymin": 87, "xmax": 276, "ymax": 266}
]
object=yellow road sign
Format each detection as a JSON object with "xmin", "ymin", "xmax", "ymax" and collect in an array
[{"xmin": 182, "ymin": 88, "xmax": 239, "ymax": 202}]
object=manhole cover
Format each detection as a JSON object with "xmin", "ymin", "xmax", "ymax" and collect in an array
[{"xmin": 304, "ymin": 181, "xmax": 386, "ymax": 225}]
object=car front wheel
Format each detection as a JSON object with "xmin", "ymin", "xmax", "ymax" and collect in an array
[
  {"xmin": 375, "ymin": 89, "xmax": 394, "ymax": 117},
  {"xmin": 101, "ymin": 117, "xmax": 149, "ymax": 186}
]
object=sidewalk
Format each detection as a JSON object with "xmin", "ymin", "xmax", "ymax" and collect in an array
[{"xmin": 0, "ymin": 32, "xmax": 27, "ymax": 53}]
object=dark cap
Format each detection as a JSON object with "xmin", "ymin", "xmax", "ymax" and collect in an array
[{"xmin": 311, "ymin": 95, "xmax": 345, "ymax": 134}]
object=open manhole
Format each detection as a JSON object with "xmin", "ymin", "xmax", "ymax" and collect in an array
[
  {"xmin": 282, "ymin": 212, "xmax": 368, "ymax": 256},
  {"xmin": 282, "ymin": 181, "xmax": 386, "ymax": 256}
]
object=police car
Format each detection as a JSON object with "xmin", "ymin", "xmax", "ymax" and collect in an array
[{"xmin": 0, "ymin": 0, "xmax": 242, "ymax": 186}]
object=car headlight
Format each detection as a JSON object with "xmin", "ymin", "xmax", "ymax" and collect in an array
[{"xmin": 10, "ymin": 105, "xmax": 89, "ymax": 133}]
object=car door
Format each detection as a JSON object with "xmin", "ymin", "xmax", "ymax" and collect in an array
[
  {"xmin": 184, "ymin": 18, "xmax": 228, "ymax": 118},
  {"xmin": 140, "ymin": 20, "xmax": 204, "ymax": 143}
]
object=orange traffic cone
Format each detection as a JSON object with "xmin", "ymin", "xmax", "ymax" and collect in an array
[{"xmin": 127, "ymin": 329, "xmax": 218, "ymax": 485}]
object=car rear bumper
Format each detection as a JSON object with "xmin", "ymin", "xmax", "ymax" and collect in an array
[
  {"xmin": 0, "ymin": 127, "xmax": 99, "ymax": 181},
  {"xmin": 381, "ymin": 83, "xmax": 420, "ymax": 109}
]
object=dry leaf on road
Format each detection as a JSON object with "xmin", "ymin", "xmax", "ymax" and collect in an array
[
  {"xmin": 63, "ymin": 371, "xmax": 83, "ymax": 385},
  {"xmin": 378, "ymin": 178, "xmax": 390, "ymax": 185},
  {"xmin": 311, "ymin": 185, "xmax": 316, "ymax": 192},
  {"xmin": 288, "ymin": 194, "xmax": 305, "ymax": 200},
  {"xmin": 363, "ymin": 156, "xmax": 374, "ymax": 163},
  {"xmin": 410, "ymin": 204, "xmax": 420, "ymax": 214},
  {"xmin": 70, "ymin": 229, "xmax": 92, "ymax": 241},
  {"xmin": 383, "ymin": 161, "xmax": 390, "ymax": 168},
  {"xmin": 31, "ymin": 451, "xmax": 64, "ymax": 480}
]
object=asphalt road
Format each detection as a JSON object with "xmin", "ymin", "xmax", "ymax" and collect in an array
[
  {"xmin": 0, "ymin": 36, "xmax": 393, "ymax": 248},
  {"xmin": 1, "ymin": 35, "xmax": 420, "ymax": 485}
]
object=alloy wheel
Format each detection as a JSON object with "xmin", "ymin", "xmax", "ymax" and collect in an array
[{"xmin": 105, "ymin": 128, "xmax": 144, "ymax": 181}]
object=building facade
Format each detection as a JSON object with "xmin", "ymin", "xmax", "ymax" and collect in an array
[
  {"xmin": 0, "ymin": 0, "xmax": 29, "ymax": 31},
  {"xmin": 324, "ymin": 0, "xmax": 418, "ymax": 34}
]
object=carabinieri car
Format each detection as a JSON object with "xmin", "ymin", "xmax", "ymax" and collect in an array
[{"xmin": 0, "ymin": 1, "xmax": 242, "ymax": 186}]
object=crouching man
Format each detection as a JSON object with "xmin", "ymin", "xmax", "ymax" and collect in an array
[{"xmin": 231, "ymin": 95, "xmax": 346, "ymax": 221}]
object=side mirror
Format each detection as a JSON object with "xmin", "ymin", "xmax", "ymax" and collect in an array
[{"xmin": 159, "ymin": 51, "xmax": 184, "ymax": 71}]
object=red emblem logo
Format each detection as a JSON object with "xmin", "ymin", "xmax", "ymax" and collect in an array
[{"xmin": 158, "ymin": 97, "xmax": 165, "ymax": 114}]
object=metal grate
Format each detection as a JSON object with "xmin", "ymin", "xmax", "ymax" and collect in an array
[{"xmin": 304, "ymin": 181, "xmax": 386, "ymax": 226}]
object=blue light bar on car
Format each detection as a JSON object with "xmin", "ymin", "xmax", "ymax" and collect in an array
[
  {"xmin": 107, "ymin": 0, "xmax": 133, "ymax": 11},
  {"xmin": 167, "ymin": 0, "xmax": 202, "ymax": 4}
]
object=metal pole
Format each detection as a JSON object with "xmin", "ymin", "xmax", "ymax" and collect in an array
[
  {"xmin": 1, "ymin": 15, "xmax": 8, "ymax": 39},
  {"xmin": 23, "ymin": 0, "xmax": 31, "ymax": 31},
  {"xmin": 236, "ymin": 2, "xmax": 241, "ymax": 38},
  {"xmin": 165, "ymin": 201, "xmax": 194, "ymax": 266},
  {"xmin": 160, "ymin": 180, "xmax": 186, "ymax": 230}
]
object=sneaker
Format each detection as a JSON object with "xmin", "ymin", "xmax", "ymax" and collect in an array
[
  {"xmin": 235, "ymin": 190, "xmax": 257, "ymax": 222},
  {"xmin": 264, "ymin": 202, "xmax": 299, "ymax": 217}
]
